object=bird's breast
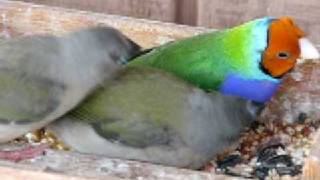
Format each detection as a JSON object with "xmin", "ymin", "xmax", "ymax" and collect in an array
[{"xmin": 219, "ymin": 74, "xmax": 280, "ymax": 103}]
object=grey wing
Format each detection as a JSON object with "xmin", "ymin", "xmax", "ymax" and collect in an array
[
  {"xmin": 0, "ymin": 70, "xmax": 65, "ymax": 124},
  {"xmin": 0, "ymin": 36, "xmax": 65, "ymax": 124},
  {"xmin": 89, "ymin": 117, "xmax": 175, "ymax": 148}
]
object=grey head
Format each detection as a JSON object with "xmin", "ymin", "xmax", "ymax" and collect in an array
[
  {"xmin": 69, "ymin": 26, "xmax": 142, "ymax": 65},
  {"xmin": 204, "ymin": 94, "xmax": 265, "ymax": 148},
  {"xmin": 211, "ymin": 94, "xmax": 265, "ymax": 129}
]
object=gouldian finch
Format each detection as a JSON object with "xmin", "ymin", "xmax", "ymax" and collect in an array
[
  {"xmin": 49, "ymin": 66, "xmax": 263, "ymax": 169},
  {"xmin": 0, "ymin": 26, "xmax": 141, "ymax": 143},
  {"xmin": 129, "ymin": 17, "xmax": 320, "ymax": 103}
]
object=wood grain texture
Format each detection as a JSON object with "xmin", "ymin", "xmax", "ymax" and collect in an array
[
  {"xmin": 20, "ymin": 0, "xmax": 178, "ymax": 22},
  {"xmin": 0, "ymin": 166, "xmax": 99, "ymax": 180},
  {"xmin": 175, "ymin": 0, "xmax": 198, "ymax": 25},
  {"xmin": 0, "ymin": 149, "xmax": 228, "ymax": 180},
  {"xmin": 196, "ymin": 0, "xmax": 320, "ymax": 43},
  {"xmin": 16, "ymin": 0, "xmax": 320, "ymax": 43},
  {"xmin": 303, "ymin": 128, "xmax": 320, "ymax": 180},
  {"xmin": 0, "ymin": 0, "xmax": 209, "ymax": 49}
]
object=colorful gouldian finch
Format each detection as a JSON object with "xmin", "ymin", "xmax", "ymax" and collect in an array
[{"xmin": 129, "ymin": 17, "xmax": 320, "ymax": 103}]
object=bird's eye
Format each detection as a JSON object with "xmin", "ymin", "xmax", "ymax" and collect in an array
[{"xmin": 277, "ymin": 51, "xmax": 291, "ymax": 59}]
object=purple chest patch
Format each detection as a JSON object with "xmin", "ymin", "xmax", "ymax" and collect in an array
[{"xmin": 219, "ymin": 74, "xmax": 280, "ymax": 103}]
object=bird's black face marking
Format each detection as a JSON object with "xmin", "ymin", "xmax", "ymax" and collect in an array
[
  {"xmin": 277, "ymin": 51, "xmax": 291, "ymax": 60},
  {"xmin": 259, "ymin": 61, "xmax": 292, "ymax": 79},
  {"xmin": 259, "ymin": 58, "xmax": 275, "ymax": 78},
  {"xmin": 128, "ymin": 48, "xmax": 154, "ymax": 60}
]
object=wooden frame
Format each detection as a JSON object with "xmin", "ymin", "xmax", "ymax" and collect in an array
[{"xmin": 0, "ymin": 1, "xmax": 318, "ymax": 179}]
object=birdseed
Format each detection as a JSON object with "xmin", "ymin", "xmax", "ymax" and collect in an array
[{"xmin": 204, "ymin": 120, "xmax": 320, "ymax": 179}]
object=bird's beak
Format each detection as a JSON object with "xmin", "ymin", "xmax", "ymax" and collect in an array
[{"xmin": 299, "ymin": 38, "xmax": 320, "ymax": 60}]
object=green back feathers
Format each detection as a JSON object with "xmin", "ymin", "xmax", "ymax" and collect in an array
[
  {"xmin": 129, "ymin": 17, "xmax": 275, "ymax": 90},
  {"xmin": 70, "ymin": 67, "xmax": 191, "ymax": 127}
]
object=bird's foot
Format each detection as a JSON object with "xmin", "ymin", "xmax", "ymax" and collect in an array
[{"xmin": 0, "ymin": 143, "xmax": 49, "ymax": 162}]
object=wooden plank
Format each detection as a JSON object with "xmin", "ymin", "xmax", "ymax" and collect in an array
[
  {"xmin": 196, "ymin": 0, "xmax": 320, "ymax": 43},
  {"xmin": 175, "ymin": 0, "xmax": 198, "ymax": 25},
  {"xmin": 0, "ymin": 1, "xmax": 209, "ymax": 49},
  {"xmin": 0, "ymin": 166, "xmax": 99, "ymax": 180},
  {"xmin": 19, "ymin": 0, "xmax": 320, "ymax": 44},
  {"xmin": 303, "ymin": 125, "xmax": 320, "ymax": 180},
  {"xmin": 0, "ymin": 149, "xmax": 231, "ymax": 180},
  {"xmin": 20, "ymin": 0, "xmax": 178, "ymax": 22}
]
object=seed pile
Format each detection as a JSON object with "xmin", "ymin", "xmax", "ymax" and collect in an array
[{"xmin": 204, "ymin": 120, "xmax": 320, "ymax": 179}]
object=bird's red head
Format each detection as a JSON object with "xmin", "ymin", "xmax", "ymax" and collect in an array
[{"xmin": 262, "ymin": 17, "xmax": 305, "ymax": 78}]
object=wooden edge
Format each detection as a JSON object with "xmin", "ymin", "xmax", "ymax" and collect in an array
[
  {"xmin": 175, "ymin": 0, "xmax": 199, "ymax": 26},
  {"xmin": 0, "ymin": 0, "xmax": 212, "ymax": 48},
  {"xmin": 0, "ymin": 150, "xmax": 234, "ymax": 180},
  {"xmin": 303, "ymin": 124, "xmax": 320, "ymax": 180},
  {"xmin": 0, "ymin": 166, "xmax": 102, "ymax": 180},
  {"xmin": 303, "ymin": 158, "xmax": 320, "ymax": 180}
]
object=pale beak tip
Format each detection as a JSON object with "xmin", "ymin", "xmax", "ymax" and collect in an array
[{"xmin": 299, "ymin": 38, "xmax": 320, "ymax": 60}]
